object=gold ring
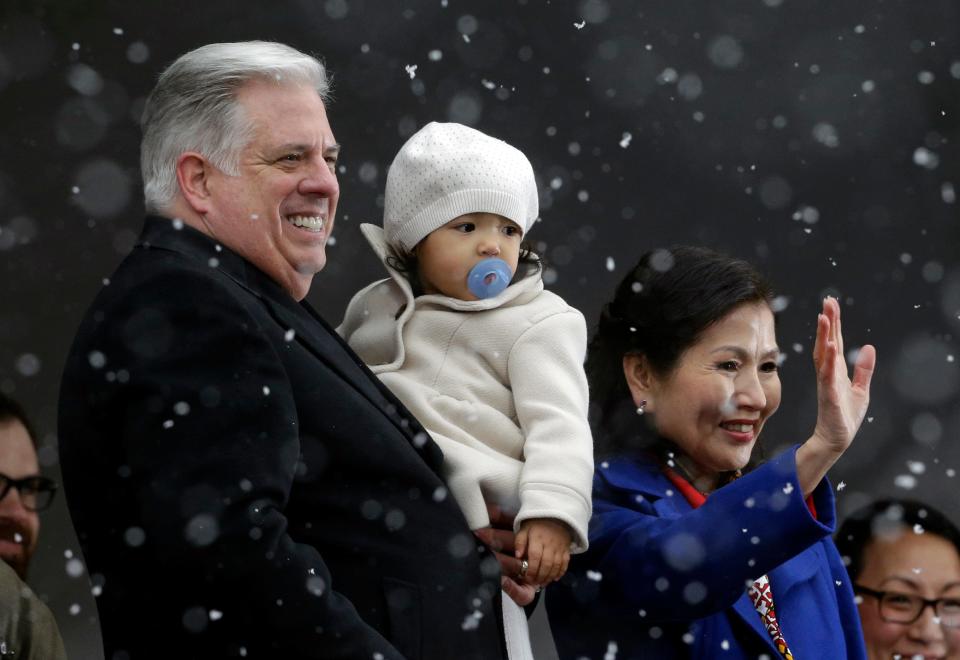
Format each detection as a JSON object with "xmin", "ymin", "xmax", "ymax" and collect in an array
[{"xmin": 518, "ymin": 558, "xmax": 529, "ymax": 579}]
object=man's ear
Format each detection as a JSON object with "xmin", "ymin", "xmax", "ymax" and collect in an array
[
  {"xmin": 623, "ymin": 353, "xmax": 657, "ymax": 411},
  {"xmin": 176, "ymin": 152, "xmax": 214, "ymax": 215}
]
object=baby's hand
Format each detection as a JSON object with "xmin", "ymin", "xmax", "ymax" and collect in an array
[{"xmin": 515, "ymin": 518, "xmax": 572, "ymax": 586}]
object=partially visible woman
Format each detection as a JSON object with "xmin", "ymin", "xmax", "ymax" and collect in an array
[
  {"xmin": 836, "ymin": 499, "xmax": 960, "ymax": 660},
  {"xmin": 547, "ymin": 246, "xmax": 877, "ymax": 659}
]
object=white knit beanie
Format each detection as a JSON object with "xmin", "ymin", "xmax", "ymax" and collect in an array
[{"xmin": 383, "ymin": 122, "xmax": 539, "ymax": 253}]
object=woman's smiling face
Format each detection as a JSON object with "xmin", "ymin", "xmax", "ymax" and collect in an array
[
  {"xmin": 625, "ymin": 301, "xmax": 781, "ymax": 492},
  {"xmin": 857, "ymin": 530, "xmax": 960, "ymax": 660}
]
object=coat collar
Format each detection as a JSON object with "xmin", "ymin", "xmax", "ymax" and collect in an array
[
  {"xmin": 597, "ymin": 453, "xmax": 672, "ymax": 497},
  {"xmin": 136, "ymin": 216, "xmax": 446, "ymax": 473},
  {"xmin": 596, "ymin": 454, "xmax": 689, "ymax": 519},
  {"xmin": 138, "ymin": 215, "xmax": 290, "ymax": 303}
]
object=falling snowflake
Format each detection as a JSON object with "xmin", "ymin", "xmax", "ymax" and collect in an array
[
  {"xmin": 460, "ymin": 610, "xmax": 483, "ymax": 630},
  {"xmin": 906, "ymin": 461, "xmax": 926, "ymax": 475},
  {"xmin": 894, "ymin": 474, "xmax": 917, "ymax": 490},
  {"xmin": 913, "ymin": 147, "xmax": 939, "ymax": 170},
  {"xmin": 65, "ymin": 558, "xmax": 85, "ymax": 578},
  {"xmin": 404, "ymin": 64, "xmax": 418, "ymax": 79},
  {"xmin": 604, "ymin": 640, "xmax": 618, "ymax": 660},
  {"xmin": 574, "ymin": 20, "xmax": 586, "ymax": 29}
]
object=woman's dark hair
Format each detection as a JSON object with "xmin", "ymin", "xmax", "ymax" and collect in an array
[
  {"xmin": 587, "ymin": 245, "xmax": 775, "ymax": 457},
  {"xmin": 386, "ymin": 242, "xmax": 540, "ymax": 296},
  {"xmin": 835, "ymin": 498, "xmax": 960, "ymax": 583}
]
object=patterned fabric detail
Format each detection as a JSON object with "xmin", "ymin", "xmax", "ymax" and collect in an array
[{"xmin": 747, "ymin": 574, "xmax": 795, "ymax": 660}]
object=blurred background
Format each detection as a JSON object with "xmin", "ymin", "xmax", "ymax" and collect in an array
[{"xmin": 1, "ymin": 0, "xmax": 958, "ymax": 657}]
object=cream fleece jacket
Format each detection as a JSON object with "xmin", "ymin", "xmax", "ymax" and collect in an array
[{"xmin": 338, "ymin": 224, "xmax": 593, "ymax": 551}]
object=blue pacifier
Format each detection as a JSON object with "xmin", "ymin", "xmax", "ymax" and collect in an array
[{"xmin": 467, "ymin": 258, "xmax": 512, "ymax": 299}]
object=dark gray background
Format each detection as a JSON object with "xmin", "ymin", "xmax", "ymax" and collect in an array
[{"xmin": 1, "ymin": 0, "xmax": 958, "ymax": 657}]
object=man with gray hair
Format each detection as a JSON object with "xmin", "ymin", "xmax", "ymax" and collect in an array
[{"xmin": 58, "ymin": 41, "xmax": 510, "ymax": 659}]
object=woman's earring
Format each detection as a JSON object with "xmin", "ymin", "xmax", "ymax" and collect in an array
[{"xmin": 636, "ymin": 400, "xmax": 647, "ymax": 415}]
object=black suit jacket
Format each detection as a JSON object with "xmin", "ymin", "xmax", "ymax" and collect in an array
[{"xmin": 58, "ymin": 217, "xmax": 506, "ymax": 659}]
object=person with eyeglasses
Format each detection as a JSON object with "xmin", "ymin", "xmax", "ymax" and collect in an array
[
  {"xmin": 837, "ymin": 498, "xmax": 960, "ymax": 660},
  {"xmin": 0, "ymin": 393, "xmax": 66, "ymax": 659},
  {"xmin": 0, "ymin": 394, "xmax": 57, "ymax": 580}
]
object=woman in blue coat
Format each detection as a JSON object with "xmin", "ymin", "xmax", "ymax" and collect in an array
[{"xmin": 547, "ymin": 246, "xmax": 876, "ymax": 659}]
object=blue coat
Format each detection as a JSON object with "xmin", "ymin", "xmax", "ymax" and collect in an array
[{"xmin": 547, "ymin": 448, "xmax": 865, "ymax": 659}]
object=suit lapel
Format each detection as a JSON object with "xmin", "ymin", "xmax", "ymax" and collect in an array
[
  {"xmin": 769, "ymin": 543, "xmax": 822, "ymax": 600},
  {"xmin": 730, "ymin": 548, "xmax": 821, "ymax": 655},
  {"xmin": 264, "ymin": 293, "xmax": 384, "ymax": 406},
  {"xmin": 137, "ymin": 215, "xmax": 445, "ymax": 474},
  {"xmin": 732, "ymin": 590, "xmax": 777, "ymax": 649},
  {"xmin": 256, "ymin": 279, "xmax": 446, "ymax": 475}
]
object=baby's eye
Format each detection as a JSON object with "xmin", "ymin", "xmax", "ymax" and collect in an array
[
  {"xmin": 453, "ymin": 223, "xmax": 476, "ymax": 233},
  {"xmin": 502, "ymin": 226, "xmax": 522, "ymax": 237}
]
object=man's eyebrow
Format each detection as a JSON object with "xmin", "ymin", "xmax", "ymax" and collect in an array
[{"xmin": 271, "ymin": 143, "xmax": 341, "ymax": 155}]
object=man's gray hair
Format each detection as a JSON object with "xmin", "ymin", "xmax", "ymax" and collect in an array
[{"xmin": 141, "ymin": 41, "xmax": 330, "ymax": 214}]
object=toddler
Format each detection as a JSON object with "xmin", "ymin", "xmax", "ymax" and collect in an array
[{"xmin": 339, "ymin": 122, "xmax": 593, "ymax": 658}]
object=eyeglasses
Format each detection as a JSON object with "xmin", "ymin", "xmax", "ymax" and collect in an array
[
  {"xmin": 855, "ymin": 584, "xmax": 960, "ymax": 628},
  {"xmin": 0, "ymin": 472, "xmax": 57, "ymax": 512}
]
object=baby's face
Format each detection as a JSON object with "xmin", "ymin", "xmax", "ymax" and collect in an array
[{"xmin": 415, "ymin": 212, "xmax": 523, "ymax": 300}]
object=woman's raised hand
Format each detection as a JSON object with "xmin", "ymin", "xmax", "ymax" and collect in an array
[
  {"xmin": 811, "ymin": 296, "xmax": 876, "ymax": 454},
  {"xmin": 797, "ymin": 297, "xmax": 876, "ymax": 495}
]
